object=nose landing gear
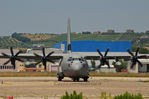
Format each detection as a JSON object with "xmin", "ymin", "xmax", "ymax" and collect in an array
[
  {"xmin": 57, "ymin": 73, "xmax": 64, "ymax": 81},
  {"xmin": 72, "ymin": 78, "xmax": 80, "ymax": 82}
]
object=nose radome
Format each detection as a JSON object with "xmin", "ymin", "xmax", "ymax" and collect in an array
[{"xmin": 71, "ymin": 63, "xmax": 83, "ymax": 71}]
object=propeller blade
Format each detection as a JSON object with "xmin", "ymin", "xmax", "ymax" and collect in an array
[
  {"xmin": 42, "ymin": 47, "xmax": 45, "ymax": 57},
  {"xmin": 97, "ymin": 49, "xmax": 103, "ymax": 57},
  {"xmin": 137, "ymin": 60, "xmax": 143, "ymax": 67},
  {"xmin": 12, "ymin": 63, "xmax": 16, "ymax": 69},
  {"xmin": 115, "ymin": 57, "xmax": 119, "ymax": 62},
  {"xmin": 104, "ymin": 48, "xmax": 109, "ymax": 56},
  {"xmin": 9, "ymin": 60, "xmax": 16, "ymax": 69},
  {"xmin": 1, "ymin": 53, "xmax": 10, "ymax": 57},
  {"xmin": 15, "ymin": 50, "xmax": 22, "ymax": 57},
  {"xmin": 35, "ymin": 60, "xmax": 42, "ymax": 65},
  {"xmin": 135, "ymin": 47, "xmax": 140, "ymax": 56},
  {"xmin": 10, "ymin": 47, "xmax": 14, "ymax": 56},
  {"xmin": 15, "ymin": 58, "xmax": 24, "ymax": 62},
  {"xmin": 42, "ymin": 61, "xmax": 47, "ymax": 70},
  {"xmin": 130, "ymin": 62, "xmax": 136, "ymax": 69},
  {"xmin": 46, "ymin": 59, "xmax": 55, "ymax": 64},
  {"xmin": 98, "ymin": 64, "xmax": 102, "ymax": 68},
  {"xmin": 138, "ymin": 55, "xmax": 147, "ymax": 59},
  {"xmin": 3, "ymin": 59, "xmax": 10, "ymax": 65},
  {"xmin": 127, "ymin": 49, "xmax": 134, "ymax": 57},
  {"xmin": 46, "ymin": 51, "xmax": 54, "ymax": 58},
  {"xmin": 105, "ymin": 61, "xmax": 110, "ymax": 68},
  {"xmin": 34, "ymin": 53, "xmax": 42, "ymax": 58}
]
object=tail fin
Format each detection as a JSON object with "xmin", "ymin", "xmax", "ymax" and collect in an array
[{"xmin": 67, "ymin": 18, "xmax": 71, "ymax": 53}]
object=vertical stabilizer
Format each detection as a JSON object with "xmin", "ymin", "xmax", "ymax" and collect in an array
[{"xmin": 67, "ymin": 18, "xmax": 71, "ymax": 53}]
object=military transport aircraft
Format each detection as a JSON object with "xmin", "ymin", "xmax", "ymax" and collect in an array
[{"xmin": 0, "ymin": 18, "xmax": 147, "ymax": 82}]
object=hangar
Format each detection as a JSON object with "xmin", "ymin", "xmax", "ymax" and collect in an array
[{"xmin": 53, "ymin": 40, "xmax": 132, "ymax": 52}]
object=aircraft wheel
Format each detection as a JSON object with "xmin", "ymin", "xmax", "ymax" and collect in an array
[
  {"xmin": 72, "ymin": 78, "xmax": 76, "ymax": 82},
  {"xmin": 76, "ymin": 78, "xmax": 80, "ymax": 82},
  {"xmin": 58, "ymin": 76, "xmax": 63, "ymax": 81},
  {"xmin": 83, "ymin": 77, "xmax": 88, "ymax": 82}
]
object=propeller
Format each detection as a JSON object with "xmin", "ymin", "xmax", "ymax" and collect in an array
[
  {"xmin": 127, "ymin": 47, "xmax": 146, "ymax": 69},
  {"xmin": 1, "ymin": 47, "xmax": 23, "ymax": 69},
  {"xmin": 34, "ymin": 47, "xmax": 54, "ymax": 71},
  {"xmin": 97, "ymin": 48, "xmax": 111, "ymax": 68}
]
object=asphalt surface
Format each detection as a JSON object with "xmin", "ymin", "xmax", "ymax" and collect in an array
[{"xmin": 0, "ymin": 77, "xmax": 149, "ymax": 99}]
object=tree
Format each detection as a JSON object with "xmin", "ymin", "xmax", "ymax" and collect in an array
[
  {"xmin": 113, "ymin": 59, "xmax": 127, "ymax": 72},
  {"xmin": 11, "ymin": 32, "xmax": 31, "ymax": 43},
  {"xmin": 132, "ymin": 46, "xmax": 149, "ymax": 54},
  {"xmin": 91, "ymin": 60, "xmax": 96, "ymax": 68}
]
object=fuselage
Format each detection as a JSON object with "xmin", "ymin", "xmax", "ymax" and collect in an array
[{"xmin": 58, "ymin": 54, "xmax": 89, "ymax": 78}]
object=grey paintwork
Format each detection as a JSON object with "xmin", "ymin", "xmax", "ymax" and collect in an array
[
  {"xmin": 58, "ymin": 53, "xmax": 89, "ymax": 78},
  {"xmin": 57, "ymin": 18, "xmax": 89, "ymax": 79}
]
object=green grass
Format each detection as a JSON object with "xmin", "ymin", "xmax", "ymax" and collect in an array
[
  {"xmin": 114, "ymin": 92, "xmax": 143, "ymax": 99},
  {"xmin": 138, "ymin": 80, "xmax": 149, "ymax": 83},
  {"xmin": 1, "ymin": 72, "xmax": 149, "ymax": 77},
  {"xmin": 61, "ymin": 91, "xmax": 144, "ymax": 99},
  {"xmin": 89, "ymin": 72, "xmax": 149, "ymax": 77},
  {"xmin": 61, "ymin": 91, "xmax": 83, "ymax": 99},
  {"xmin": 0, "ymin": 72, "xmax": 57, "ymax": 77}
]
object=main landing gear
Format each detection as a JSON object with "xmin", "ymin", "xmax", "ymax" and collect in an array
[
  {"xmin": 72, "ymin": 78, "xmax": 80, "ymax": 82},
  {"xmin": 72, "ymin": 77, "xmax": 88, "ymax": 82},
  {"xmin": 57, "ymin": 73, "xmax": 64, "ymax": 81},
  {"xmin": 83, "ymin": 77, "xmax": 88, "ymax": 82}
]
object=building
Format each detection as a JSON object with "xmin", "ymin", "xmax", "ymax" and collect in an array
[
  {"xmin": 32, "ymin": 44, "xmax": 45, "ymax": 50},
  {"xmin": 107, "ymin": 29, "xmax": 115, "ymax": 33},
  {"xmin": 101, "ymin": 29, "xmax": 115, "ymax": 35},
  {"xmin": 127, "ymin": 59, "xmax": 149, "ymax": 73},
  {"xmin": 53, "ymin": 40, "xmax": 131, "ymax": 52},
  {"xmin": 82, "ymin": 31, "xmax": 91, "ymax": 34},
  {"xmin": 0, "ymin": 58, "xmax": 23, "ymax": 72},
  {"xmin": 145, "ymin": 30, "xmax": 149, "ymax": 34},
  {"xmin": 0, "ymin": 48, "xmax": 60, "ymax": 72},
  {"xmin": 93, "ymin": 31, "xmax": 101, "ymax": 34},
  {"xmin": 17, "ymin": 62, "xmax": 25, "ymax": 72},
  {"xmin": 48, "ymin": 63, "xmax": 59, "ymax": 72},
  {"xmin": 25, "ymin": 62, "xmax": 44, "ymax": 72},
  {"xmin": 106, "ymin": 29, "xmax": 115, "ymax": 33},
  {"xmin": 126, "ymin": 29, "xmax": 134, "ymax": 33}
]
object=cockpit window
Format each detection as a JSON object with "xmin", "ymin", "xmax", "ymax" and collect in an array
[
  {"xmin": 68, "ymin": 58, "xmax": 73, "ymax": 61},
  {"xmin": 68, "ymin": 57, "xmax": 85, "ymax": 62}
]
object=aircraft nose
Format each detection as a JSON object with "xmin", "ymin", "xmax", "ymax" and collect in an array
[{"xmin": 71, "ymin": 63, "xmax": 83, "ymax": 72}]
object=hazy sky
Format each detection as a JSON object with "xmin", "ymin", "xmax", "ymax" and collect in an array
[{"xmin": 0, "ymin": 0, "xmax": 149, "ymax": 36}]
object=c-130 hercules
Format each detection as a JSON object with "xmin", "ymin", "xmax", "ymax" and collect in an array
[{"xmin": 0, "ymin": 18, "xmax": 147, "ymax": 82}]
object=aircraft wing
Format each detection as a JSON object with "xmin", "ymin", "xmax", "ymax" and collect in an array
[
  {"xmin": 82, "ymin": 52, "xmax": 149, "ymax": 60},
  {"xmin": 72, "ymin": 52, "xmax": 131, "ymax": 60},
  {"xmin": 0, "ymin": 53, "xmax": 63, "ymax": 60}
]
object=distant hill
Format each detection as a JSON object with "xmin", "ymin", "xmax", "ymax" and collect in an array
[
  {"xmin": 0, "ymin": 36, "xmax": 30, "ymax": 48},
  {"xmin": 21, "ymin": 33, "xmax": 56, "ymax": 41},
  {"xmin": 0, "ymin": 32, "xmax": 149, "ymax": 49}
]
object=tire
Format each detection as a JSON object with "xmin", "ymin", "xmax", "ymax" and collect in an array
[
  {"xmin": 76, "ymin": 78, "xmax": 80, "ymax": 82},
  {"xmin": 72, "ymin": 78, "xmax": 76, "ymax": 82},
  {"xmin": 58, "ymin": 77, "xmax": 62, "ymax": 81},
  {"xmin": 83, "ymin": 77, "xmax": 88, "ymax": 82}
]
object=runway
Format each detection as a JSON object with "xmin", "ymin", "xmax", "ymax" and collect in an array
[{"xmin": 0, "ymin": 77, "xmax": 149, "ymax": 99}]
